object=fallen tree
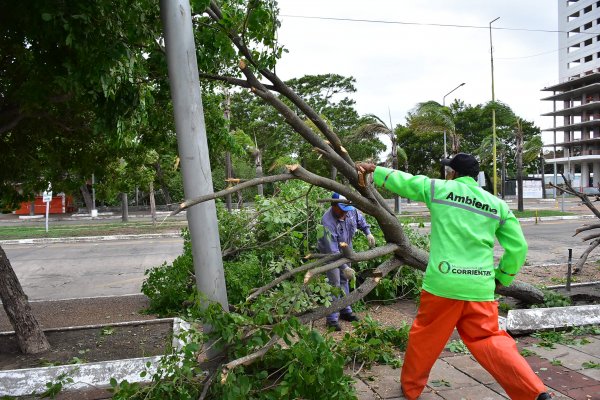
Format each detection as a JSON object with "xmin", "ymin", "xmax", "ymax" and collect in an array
[
  {"xmin": 145, "ymin": 1, "xmax": 547, "ymax": 396},
  {"xmin": 174, "ymin": 2, "xmax": 544, "ymax": 308}
]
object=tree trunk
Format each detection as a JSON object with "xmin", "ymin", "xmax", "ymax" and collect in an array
[
  {"xmin": 80, "ymin": 184, "xmax": 93, "ymax": 213},
  {"xmin": 149, "ymin": 181, "xmax": 156, "ymax": 225},
  {"xmin": 225, "ymin": 151, "xmax": 233, "ymax": 212},
  {"xmin": 154, "ymin": 161, "xmax": 172, "ymax": 207},
  {"xmin": 253, "ymin": 148, "xmax": 264, "ymax": 196},
  {"xmin": 0, "ymin": 245, "xmax": 50, "ymax": 354},
  {"xmin": 516, "ymin": 125, "xmax": 524, "ymax": 212},
  {"xmin": 540, "ymin": 151, "xmax": 547, "ymax": 199},
  {"xmin": 224, "ymin": 91, "xmax": 233, "ymax": 211},
  {"xmin": 29, "ymin": 201, "xmax": 35, "ymax": 216},
  {"xmin": 121, "ymin": 192, "xmax": 129, "ymax": 222}
]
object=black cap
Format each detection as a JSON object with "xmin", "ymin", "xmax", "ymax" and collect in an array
[{"xmin": 441, "ymin": 153, "xmax": 480, "ymax": 177}]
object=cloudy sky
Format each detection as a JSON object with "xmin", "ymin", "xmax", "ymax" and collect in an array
[{"xmin": 274, "ymin": 1, "xmax": 559, "ymax": 145}]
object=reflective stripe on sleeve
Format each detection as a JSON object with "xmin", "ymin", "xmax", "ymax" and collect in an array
[{"xmin": 431, "ymin": 179, "xmax": 502, "ymax": 222}]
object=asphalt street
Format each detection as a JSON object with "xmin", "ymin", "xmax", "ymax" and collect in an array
[
  {"xmin": 2, "ymin": 238, "xmax": 182, "ymax": 301},
  {"xmin": 2, "ymin": 216, "xmax": 597, "ymax": 301}
]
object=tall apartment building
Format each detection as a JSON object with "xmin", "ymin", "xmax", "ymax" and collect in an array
[{"xmin": 542, "ymin": 0, "xmax": 600, "ymax": 191}]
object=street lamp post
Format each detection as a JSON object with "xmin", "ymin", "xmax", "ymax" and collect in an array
[
  {"xmin": 490, "ymin": 17, "xmax": 500, "ymax": 196},
  {"xmin": 442, "ymin": 82, "xmax": 466, "ymax": 158}
]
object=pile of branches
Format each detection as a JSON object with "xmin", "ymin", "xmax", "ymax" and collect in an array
[{"xmin": 169, "ymin": 1, "xmax": 546, "ymax": 395}]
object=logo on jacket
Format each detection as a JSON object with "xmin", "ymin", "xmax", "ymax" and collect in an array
[
  {"xmin": 438, "ymin": 261, "xmax": 451, "ymax": 274},
  {"xmin": 445, "ymin": 192, "xmax": 498, "ymax": 214},
  {"xmin": 437, "ymin": 261, "xmax": 492, "ymax": 276}
]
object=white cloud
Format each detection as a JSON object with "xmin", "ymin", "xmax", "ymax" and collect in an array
[{"xmin": 275, "ymin": 0, "xmax": 559, "ymax": 146}]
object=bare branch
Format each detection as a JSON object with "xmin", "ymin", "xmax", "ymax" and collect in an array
[
  {"xmin": 220, "ymin": 335, "xmax": 279, "ymax": 383},
  {"xmin": 246, "ymin": 253, "xmax": 341, "ymax": 301},
  {"xmin": 574, "ymin": 223, "xmax": 600, "ymax": 236},
  {"xmin": 574, "ymin": 237, "xmax": 600, "ymax": 274},
  {"xmin": 198, "ymin": 72, "xmax": 276, "ymax": 91},
  {"xmin": 580, "ymin": 232, "xmax": 600, "ymax": 242},
  {"xmin": 169, "ymin": 173, "xmax": 294, "ymax": 216},
  {"xmin": 549, "ymin": 175, "xmax": 600, "ymax": 219}
]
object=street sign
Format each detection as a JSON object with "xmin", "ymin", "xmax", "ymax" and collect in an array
[{"xmin": 42, "ymin": 191, "xmax": 53, "ymax": 203}]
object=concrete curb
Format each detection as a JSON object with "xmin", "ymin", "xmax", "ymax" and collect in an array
[
  {"xmin": 0, "ymin": 232, "xmax": 181, "ymax": 246},
  {"xmin": 506, "ymin": 304, "xmax": 600, "ymax": 335},
  {"xmin": 0, "ymin": 317, "xmax": 190, "ymax": 397}
]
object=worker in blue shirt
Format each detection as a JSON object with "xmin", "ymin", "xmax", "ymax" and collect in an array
[{"xmin": 317, "ymin": 192, "xmax": 376, "ymax": 331}]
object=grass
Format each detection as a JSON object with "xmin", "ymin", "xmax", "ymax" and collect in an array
[
  {"xmin": 511, "ymin": 210, "xmax": 573, "ymax": 218},
  {"xmin": 0, "ymin": 220, "xmax": 187, "ymax": 240}
]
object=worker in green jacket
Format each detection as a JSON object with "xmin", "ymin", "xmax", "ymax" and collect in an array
[{"xmin": 357, "ymin": 153, "xmax": 549, "ymax": 400}]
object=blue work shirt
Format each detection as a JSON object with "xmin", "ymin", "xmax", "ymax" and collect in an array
[{"xmin": 317, "ymin": 208, "xmax": 371, "ymax": 269}]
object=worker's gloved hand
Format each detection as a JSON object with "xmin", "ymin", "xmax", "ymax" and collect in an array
[
  {"xmin": 367, "ymin": 233, "xmax": 376, "ymax": 248},
  {"xmin": 342, "ymin": 267, "xmax": 355, "ymax": 280}
]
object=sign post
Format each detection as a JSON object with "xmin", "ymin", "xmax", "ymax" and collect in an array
[{"xmin": 42, "ymin": 191, "xmax": 52, "ymax": 232}]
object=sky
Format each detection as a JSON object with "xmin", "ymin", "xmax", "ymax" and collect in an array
[{"xmin": 274, "ymin": 0, "xmax": 559, "ymax": 146}]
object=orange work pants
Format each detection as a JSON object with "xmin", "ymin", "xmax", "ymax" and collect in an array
[{"xmin": 401, "ymin": 291, "xmax": 546, "ymax": 400}]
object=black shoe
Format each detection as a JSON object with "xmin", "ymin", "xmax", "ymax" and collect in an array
[
  {"xmin": 326, "ymin": 321, "xmax": 342, "ymax": 331},
  {"xmin": 340, "ymin": 313, "xmax": 359, "ymax": 322},
  {"xmin": 537, "ymin": 393, "xmax": 552, "ymax": 400}
]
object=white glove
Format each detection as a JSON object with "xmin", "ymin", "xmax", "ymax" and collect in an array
[
  {"xmin": 342, "ymin": 267, "xmax": 355, "ymax": 280},
  {"xmin": 367, "ymin": 233, "xmax": 376, "ymax": 248}
]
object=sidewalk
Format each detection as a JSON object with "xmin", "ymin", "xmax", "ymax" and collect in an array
[
  {"xmin": 354, "ymin": 334, "xmax": 600, "ymax": 399},
  {"xmin": 1, "ymin": 295, "xmax": 598, "ymax": 399}
]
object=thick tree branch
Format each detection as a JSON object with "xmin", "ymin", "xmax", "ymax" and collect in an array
[
  {"xmin": 298, "ymin": 258, "xmax": 403, "ymax": 323},
  {"xmin": 304, "ymin": 243, "xmax": 400, "ymax": 283},
  {"xmin": 549, "ymin": 176, "xmax": 600, "ymax": 219},
  {"xmin": 574, "ymin": 237, "xmax": 600, "ymax": 274},
  {"xmin": 581, "ymin": 232, "xmax": 600, "ymax": 242},
  {"xmin": 496, "ymin": 281, "xmax": 544, "ymax": 304},
  {"xmin": 237, "ymin": 62, "xmax": 358, "ymax": 182},
  {"xmin": 574, "ymin": 223, "xmax": 600, "ymax": 236},
  {"xmin": 207, "ymin": 2, "xmax": 357, "ymax": 175},
  {"xmin": 198, "ymin": 72, "xmax": 276, "ymax": 91}
]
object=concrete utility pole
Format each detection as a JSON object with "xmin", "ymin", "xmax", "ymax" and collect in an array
[
  {"xmin": 490, "ymin": 17, "xmax": 500, "ymax": 196},
  {"xmin": 160, "ymin": 0, "xmax": 229, "ymax": 311}
]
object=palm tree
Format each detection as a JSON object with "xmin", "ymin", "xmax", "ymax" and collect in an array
[
  {"xmin": 408, "ymin": 101, "xmax": 460, "ymax": 155},
  {"xmin": 515, "ymin": 118, "xmax": 543, "ymax": 211}
]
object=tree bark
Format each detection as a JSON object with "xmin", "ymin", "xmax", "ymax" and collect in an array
[
  {"xmin": 516, "ymin": 123, "xmax": 524, "ymax": 212},
  {"xmin": 253, "ymin": 148, "xmax": 264, "ymax": 196},
  {"xmin": 80, "ymin": 184, "xmax": 93, "ymax": 213},
  {"xmin": 121, "ymin": 192, "xmax": 129, "ymax": 223},
  {"xmin": 149, "ymin": 181, "xmax": 156, "ymax": 225},
  {"xmin": 154, "ymin": 161, "xmax": 172, "ymax": 207},
  {"xmin": 225, "ymin": 151, "xmax": 233, "ymax": 212},
  {"xmin": 540, "ymin": 151, "xmax": 547, "ymax": 199},
  {"xmin": 0, "ymin": 245, "xmax": 50, "ymax": 354}
]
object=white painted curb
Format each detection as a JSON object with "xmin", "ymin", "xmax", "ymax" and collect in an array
[{"xmin": 0, "ymin": 317, "xmax": 190, "ymax": 397}]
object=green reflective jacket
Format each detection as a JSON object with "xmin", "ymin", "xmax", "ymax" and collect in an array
[{"xmin": 373, "ymin": 167, "xmax": 527, "ymax": 301}]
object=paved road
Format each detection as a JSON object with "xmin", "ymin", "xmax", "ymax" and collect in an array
[
  {"xmin": 3, "ymin": 238, "xmax": 183, "ymax": 301},
  {"xmin": 2, "ymin": 217, "xmax": 598, "ymax": 301}
]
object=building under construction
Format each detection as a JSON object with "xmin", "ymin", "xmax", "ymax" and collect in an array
[{"xmin": 542, "ymin": 0, "xmax": 600, "ymax": 191}]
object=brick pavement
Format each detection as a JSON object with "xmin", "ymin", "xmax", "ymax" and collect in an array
[{"xmin": 354, "ymin": 334, "xmax": 600, "ymax": 400}]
